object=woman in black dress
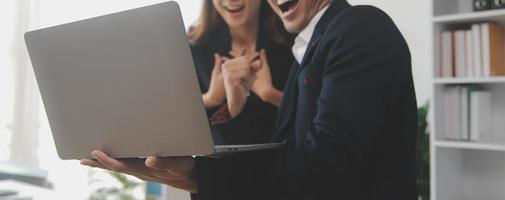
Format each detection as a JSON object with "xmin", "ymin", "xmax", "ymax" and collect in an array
[{"xmin": 189, "ymin": 0, "xmax": 294, "ymax": 145}]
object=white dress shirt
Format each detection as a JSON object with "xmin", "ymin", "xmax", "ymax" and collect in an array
[{"xmin": 292, "ymin": 5, "xmax": 330, "ymax": 64}]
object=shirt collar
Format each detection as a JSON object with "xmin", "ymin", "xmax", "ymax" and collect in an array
[
  {"xmin": 292, "ymin": 5, "xmax": 330, "ymax": 63},
  {"xmin": 298, "ymin": 5, "xmax": 330, "ymax": 44}
]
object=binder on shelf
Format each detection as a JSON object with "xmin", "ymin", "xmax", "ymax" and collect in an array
[
  {"xmin": 443, "ymin": 86, "xmax": 461, "ymax": 140},
  {"xmin": 460, "ymin": 87, "xmax": 469, "ymax": 140},
  {"xmin": 454, "ymin": 30, "xmax": 467, "ymax": 78},
  {"xmin": 466, "ymin": 30, "xmax": 475, "ymax": 78},
  {"xmin": 462, "ymin": 85, "xmax": 482, "ymax": 140},
  {"xmin": 470, "ymin": 91, "xmax": 492, "ymax": 141},
  {"xmin": 442, "ymin": 85, "xmax": 490, "ymax": 141},
  {"xmin": 481, "ymin": 23, "xmax": 505, "ymax": 77},
  {"xmin": 441, "ymin": 31, "xmax": 454, "ymax": 78},
  {"xmin": 472, "ymin": 24, "xmax": 483, "ymax": 78}
]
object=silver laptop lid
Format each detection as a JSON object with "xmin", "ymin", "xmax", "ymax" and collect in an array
[{"xmin": 25, "ymin": 1, "xmax": 215, "ymax": 159}]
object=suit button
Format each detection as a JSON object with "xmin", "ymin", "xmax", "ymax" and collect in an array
[{"xmin": 304, "ymin": 77, "xmax": 311, "ymax": 85}]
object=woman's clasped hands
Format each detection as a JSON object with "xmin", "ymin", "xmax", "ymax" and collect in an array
[{"xmin": 203, "ymin": 49, "xmax": 277, "ymax": 117}]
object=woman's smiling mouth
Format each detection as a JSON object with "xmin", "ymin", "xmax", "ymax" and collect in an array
[{"xmin": 224, "ymin": 4, "xmax": 245, "ymax": 13}]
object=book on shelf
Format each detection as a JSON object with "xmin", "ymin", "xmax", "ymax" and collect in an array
[
  {"xmin": 441, "ymin": 31, "xmax": 454, "ymax": 77},
  {"xmin": 466, "ymin": 30, "xmax": 474, "ymax": 78},
  {"xmin": 442, "ymin": 85, "xmax": 492, "ymax": 141},
  {"xmin": 455, "ymin": 30, "xmax": 467, "ymax": 78},
  {"xmin": 472, "ymin": 24, "xmax": 483, "ymax": 78},
  {"xmin": 482, "ymin": 23, "xmax": 505, "ymax": 76},
  {"xmin": 443, "ymin": 86, "xmax": 460, "ymax": 140},
  {"xmin": 460, "ymin": 86, "xmax": 469, "ymax": 140},
  {"xmin": 470, "ymin": 91, "xmax": 493, "ymax": 141},
  {"xmin": 438, "ymin": 22, "xmax": 505, "ymax": 78}
]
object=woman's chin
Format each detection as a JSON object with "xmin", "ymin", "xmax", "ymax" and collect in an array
[{"xmin": 225, "ymin": 19, "xmax": 248, "ymax": 28}]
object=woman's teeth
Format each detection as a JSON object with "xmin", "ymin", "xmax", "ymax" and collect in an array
[{"xmin": 225, "ymin": 5, "xmax": 245, "ymax": 13}]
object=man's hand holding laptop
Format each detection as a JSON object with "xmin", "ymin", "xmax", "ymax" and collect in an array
[{"xmin": 81, "ymin": 152, "xmax": 197, "ymax": 193}]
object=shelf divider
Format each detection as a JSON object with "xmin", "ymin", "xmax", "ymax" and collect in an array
[
  {"xmin": 434, "ymin": 9, "xmax": 505, "ymax": 23},
  {"xmin": 435, "ymin": 141, "xmax": 505, "ymax": 152},
  {"xmin": 433, "ymin": 77, "xmax": 505, "ymax": 84}
]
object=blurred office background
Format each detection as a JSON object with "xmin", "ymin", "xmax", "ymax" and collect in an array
[{"xmin": 1, "ymin": 0, "xmax": 434, "ymax": 199}]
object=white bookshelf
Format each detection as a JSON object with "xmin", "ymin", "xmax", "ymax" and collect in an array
[{"xmin": 431, "ymin": 1, "xmax": 505, "ymax": 200}]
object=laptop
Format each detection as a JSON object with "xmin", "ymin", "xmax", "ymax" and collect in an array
[{"xmin": 24, "ymin": 1, "xmax": 283, "ymax": 160}]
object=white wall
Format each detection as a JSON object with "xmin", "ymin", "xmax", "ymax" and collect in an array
[
  {"xmin": 37, "ymin": 0, "xmax": 201, "ymax": 29},
  {"xmin": 349, "ymin": 0, "xmax": 433, "ymax": 106},
  {"xmin": 0, "ymin": 0, "xmax": 16, "ymax": 162}
]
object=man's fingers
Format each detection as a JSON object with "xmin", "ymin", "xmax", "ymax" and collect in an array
[
  {"xmin": 129, "ymin": 171, "xmax": 164, "ymax": 183},
  {"xmin": 145, "ymin": 156, "xmax": 182, "ymax": 171},
  {"xmin": 145, "ymin": 156, "xmax": 162, "ymax": 169},
  {"xmin": 80, "ymin": 159, "xmax": 108, "ymax": 170},
  {"xmin": 92, "ymin": 151, "xmax": 131, "ymax": 173},
  {"xmin": 145, "ymin": 156, "xmax": 193, "ymax": 175},
  {"xmin": 80, "ymin": 158, "xmax": 153, "ymax": 183},
  {"xmin": 83, "ymin": 152, "xmax": 198, "ymax": 191}
]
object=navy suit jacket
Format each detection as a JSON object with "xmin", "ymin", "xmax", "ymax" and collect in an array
[{"xmin": 193, "ymin": 1, "xmax": 418, "ymax": 199}]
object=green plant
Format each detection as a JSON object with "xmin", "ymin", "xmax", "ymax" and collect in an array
[
  {"xmin": 89, "ymin": 170, "xmax": 143, "ymax": 200},
  {"xmin": 417, "ymin": 103, "xmax": 430, "ymax": 200}
]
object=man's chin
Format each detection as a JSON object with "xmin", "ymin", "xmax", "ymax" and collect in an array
[
  {"xmin": 283, "ymin": 25, "xmax": 298, "ymax": 34},
  {"xmin": 282, "ymin": 21, "xmax": 305, "ymax": 34}
]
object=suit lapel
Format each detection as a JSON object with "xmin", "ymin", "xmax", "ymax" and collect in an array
[
  {"xmin": 300, "ymin": 36, "xmax": 323, "ymax": 67},
  {"xmin": 273, "ymin": 62, "xmax": 300, "ymax": 139},
  {"xmin": 300, "ymin": 0, "xmax": 351, "ymax": 67},
  {"xmin": 273, "ymin": 0, "xmax": 351, "ymax": 141},
  {"xmin": 272, "ymin": 35, "xmax": 322, "ymax": 141}
]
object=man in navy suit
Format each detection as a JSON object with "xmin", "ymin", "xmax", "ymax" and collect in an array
[{"xmin": 83, "ymin": 0, "xmax": 418, "ymax": 199}]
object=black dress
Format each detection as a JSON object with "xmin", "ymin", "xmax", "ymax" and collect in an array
[{"xmin": 190, "ymin": 25, "xmax": 294, "ymax": 145}]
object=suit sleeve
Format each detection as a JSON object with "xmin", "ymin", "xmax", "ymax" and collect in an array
[{"xmin": 193, "ymin": 149, "xmax": 279, "ymax": 200}]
